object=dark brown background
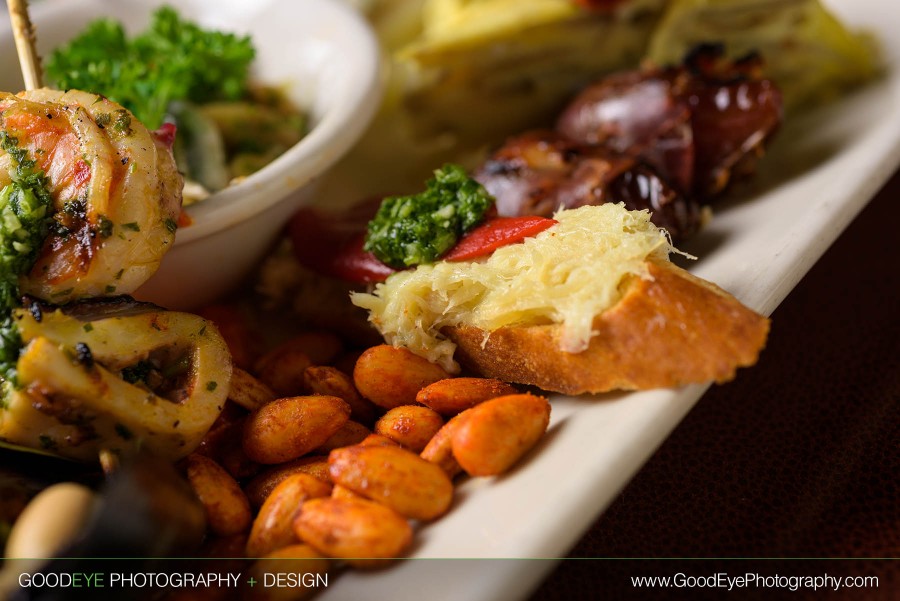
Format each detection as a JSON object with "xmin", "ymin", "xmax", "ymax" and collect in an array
[{"xmin": 531, "ymin": 168, "xmax": 900, "ymax": 600}]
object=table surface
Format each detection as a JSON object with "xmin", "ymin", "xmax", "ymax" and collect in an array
[{"xmin": 531, "ymin": 167, "xmax": 900, "ymax": 600}]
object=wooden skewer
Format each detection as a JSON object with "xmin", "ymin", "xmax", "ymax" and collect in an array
[{"xmin": 6, "ymin": 0, "xmax": 42, "ymax": 90}]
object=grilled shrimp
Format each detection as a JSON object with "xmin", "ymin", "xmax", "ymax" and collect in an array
[{"xmin": 0, "ymin": 89, "xmax": 182, "ymax": 304}]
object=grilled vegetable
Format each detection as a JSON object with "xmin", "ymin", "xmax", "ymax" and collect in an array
[{"xmin": 0, "ymin": 298, "xmax": 232, "ymax": 462}]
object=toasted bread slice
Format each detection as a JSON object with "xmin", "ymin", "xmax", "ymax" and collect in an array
[{"xmin": 445, "ymin": 258, "xmax": 769, "ymax": 394}]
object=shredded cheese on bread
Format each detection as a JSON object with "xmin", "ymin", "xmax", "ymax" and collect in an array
[{"xmin": 351, "ymin": 204, "xmax": 674, "ymax": 372}]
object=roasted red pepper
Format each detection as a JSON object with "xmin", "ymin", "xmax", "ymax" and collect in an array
[
  {"xmin": 289, "ymin": 202, "xmax": 396, "ymax": 283},
  {"xmin": 443, "ymin": 216, "xmax": 557, "ymax": 262},
  {"xmin": 153, "ymin": 122, "xmax": 177, "ymax": 149},
  {"xmin": 329, "ymin": 233, "xmax": 397, "ymax": 283},
  {"xmin": 289, "ymin": 206, "xmax": 556, "ymax": 282}
]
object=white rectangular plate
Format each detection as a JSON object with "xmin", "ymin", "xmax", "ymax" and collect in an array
[
  {"xmin": 3, "ymin": 1, "xmax": 898, "ymax": 600},
  {"xmin": 318, "ymin": 1, "xmax": 900, "ymax": 600}
]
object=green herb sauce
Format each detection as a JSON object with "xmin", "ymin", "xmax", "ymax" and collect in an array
[
  {"xmin": 0, "ymin": 132, "xmax": 55, "ymax": 396},
  {"xmin": 364, "ymin": 165, "xmax": 494, "ymax": 268}
]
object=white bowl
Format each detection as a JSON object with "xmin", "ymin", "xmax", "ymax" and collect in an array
[{"xmin": 0, "ymin": 0, "xmax": 382, "ymax": 309}]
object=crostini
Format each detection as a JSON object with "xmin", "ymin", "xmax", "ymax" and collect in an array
[{"xmin": 351, "ymin": 202, "xmax": 768, "ymax": 394}]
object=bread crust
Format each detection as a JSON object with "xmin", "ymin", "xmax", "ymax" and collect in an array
[{"xmin": 444, "ymin": 259, "xmax": 769, "ymax": 394}]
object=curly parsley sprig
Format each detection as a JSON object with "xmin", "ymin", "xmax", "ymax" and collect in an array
[{"xmin": 46, "ymin": 6, "xmax": 255, "ymax": 129}]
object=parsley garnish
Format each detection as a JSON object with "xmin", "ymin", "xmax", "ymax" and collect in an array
[{"xmin": 45, "ymin": 6, "xmax": 255, "ymax": 129}]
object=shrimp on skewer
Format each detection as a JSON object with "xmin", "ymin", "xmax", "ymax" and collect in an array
[
  {"xmin": 0, "ymin": 89, "xmax": 182, "ymax": 304},
  {"xmin": 0, "ymin": 89, "xmax": 232, "ymax": 463}
]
